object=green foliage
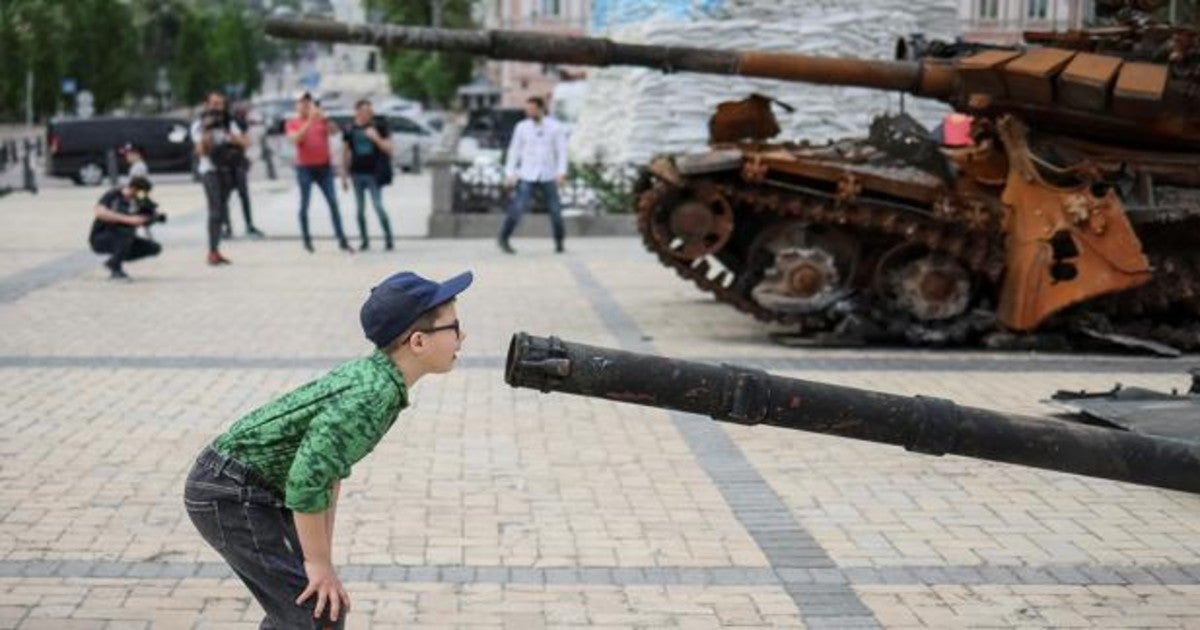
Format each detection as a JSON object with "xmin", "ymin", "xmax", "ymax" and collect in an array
[
  {"xmin": 367, "ymin": 0, "xmax": 477, "ymax": 106},
  {"xmin": 569, "ymin": 161, "xmax": 638, "ymax": 215},
  {"xmin": 0, "ymin": 0, "xmax": 270, "ymax": 121}
]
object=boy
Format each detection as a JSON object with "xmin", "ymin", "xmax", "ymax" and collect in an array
[{"xmin": 184, "ymin": 270, "xmax": 472, "ymax": 628}]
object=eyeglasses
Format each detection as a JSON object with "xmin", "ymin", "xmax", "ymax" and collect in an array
[{"xmin": 415, "ymin": 319, "xmax": 460, "ymax": 340}]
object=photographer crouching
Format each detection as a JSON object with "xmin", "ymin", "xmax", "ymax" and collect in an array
[
  {"xmin": 191, "ymin": 91, "xmax": 247, "ymax": 266},
  {"xmin": 89, "ymin": 176, "xmax": 166, "ymax": 281}
]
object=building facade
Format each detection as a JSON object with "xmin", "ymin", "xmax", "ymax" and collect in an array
[
  {"xmin": 478, "ymin": 0, "xmax": 592, "ymax": 108},
  {"xmin": 959, "ymin": 0, "xmax": 1197, "ymax": 44}
]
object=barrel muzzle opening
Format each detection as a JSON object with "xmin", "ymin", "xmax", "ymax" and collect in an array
[{"xmin": 505, "ymin": 333, "xmax": 572, "ymax": 392}]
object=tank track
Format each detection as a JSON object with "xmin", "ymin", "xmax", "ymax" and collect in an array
[{"xmin": 636, "ymin": 175, "xmax": 1200, "ymax": 349}]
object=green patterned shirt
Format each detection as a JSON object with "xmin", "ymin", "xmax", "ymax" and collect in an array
[{"xmin": 212, "ymin": 350, "xmax": 408, "ymax": 513}]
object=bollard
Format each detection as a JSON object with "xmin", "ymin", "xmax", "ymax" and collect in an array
[
  {"xmin": 106, "ymin": 148, "xmax": 120, "ymax": 186},
  {"xmin": 261, "ymin": 135, "xmax": 277, "ymax": 180},
  {"xmin": 22, "ymin": 142, "xmax": 37, "ymax": 194}
]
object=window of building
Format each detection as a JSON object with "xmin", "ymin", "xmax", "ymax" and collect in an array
[
  {"xmin": 1028, "ymin": 0, "xmax": 1050, "ymax": 19},
  {"xmin": 977, "ymin": 0, "xmax": 999, "ymax": 19},
  {"xmin": 541, "ymin": 0, "xmax": 561, "ymax": 16}
]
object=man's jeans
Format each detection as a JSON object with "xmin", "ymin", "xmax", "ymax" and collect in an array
[
  {"xmin": 500, "ymin": 180, "xmax": 564, "ymax": 244},
  {"xmin": 351, "ymin": 173, "xmax": 392, "ymax": 247},
  {"xmin": 202, "ymin": 170, "xmax": 234, "ymax": 252},
  {"xmin": 296, "ymin": 165, "xmax": 349, "ymax": 247},
  {"xmin": 184, "ymin": 446, "xmax": 345, "ymax": 629}
]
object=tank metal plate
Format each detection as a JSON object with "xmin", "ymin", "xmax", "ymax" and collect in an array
[{"xmin": 1050, "ymin": 372, "xmax": 1200, "ymax": 443}]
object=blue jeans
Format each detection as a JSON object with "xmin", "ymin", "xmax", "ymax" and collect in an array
[
  {"xmin": 351, "ymin": 173, "xmax": 392, "ymax": 246},
  {"xmin": 184, "ymin": 446, "xmax": 345, "ymax": 629},
  {"xmin": 500, "ymin": 180, "xmax": 564, "ymax": 244},
  {"xmin": 296, "ymin": 165, "xmax": 348, "ymax": 246}
]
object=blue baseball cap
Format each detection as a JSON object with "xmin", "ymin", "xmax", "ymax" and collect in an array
[{"xmin": 360, "ymin": 270, "xmax": 473, "ymax": 348}]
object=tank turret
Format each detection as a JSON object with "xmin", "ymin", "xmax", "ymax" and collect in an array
[{"xmin": 265, "ymin": 16, "xmax": 1199, "ymax": 149}]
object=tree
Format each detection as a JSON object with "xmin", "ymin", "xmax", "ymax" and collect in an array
[
  {"xmin": 0, "ymin": 0, "xmax": 285, "ymax": 121},
  {"xmin": 170, "ymin": 8, "xmax": 215, "ymax": 105},
  {"xmin": 367, "ymin": 0, "xmax": 477, "ymax": 106},
  {"xmin": 61, "ymin": 0, "xmax": 141, "ymax": 112},
  {"xmin": 0, "ymin": 1, "xmax": 66, "ymax": 121}
]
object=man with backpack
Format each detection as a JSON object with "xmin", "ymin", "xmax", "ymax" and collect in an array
[{"xmin": 341, "ymin": 99, "xmax": 395, "ymax": 251}]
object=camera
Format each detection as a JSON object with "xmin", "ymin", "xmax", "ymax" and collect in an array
[
  {"xmin": 201, "ymin": 108, "xmax": 230, "ymax": 131},
  {"xmin": 135, "ymin": 197, "xmax": 168, "ymax": 224}
]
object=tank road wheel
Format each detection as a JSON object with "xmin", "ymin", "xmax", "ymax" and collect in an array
[
  {"xmin": 648, "ymin": 182, "xmax": 734, "ymax": 261},
  {"xmin": 876, "ymin": 244, "xmax": 973, "ymax": 321},
  {"xmin": 748, "ymin": 221, "xmax": 861, "ymax": 317}
]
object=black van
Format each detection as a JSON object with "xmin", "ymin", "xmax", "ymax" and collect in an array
[{"xmin": 46, "ymin": 116, "xmax": 194, "ymax": 185}]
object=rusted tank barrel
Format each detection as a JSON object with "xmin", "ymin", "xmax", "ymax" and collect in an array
[
  {"xmin": 505, "ymin": 333, "xmax": 1200, "ymax": 495},
  {"xmin": 264, "ymin": 18, "xmax": 955, "ymax": 99}
]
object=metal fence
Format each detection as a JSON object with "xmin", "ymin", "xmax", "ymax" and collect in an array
[{"xmin": 450, "ymin": 160, "xmax": 640, "ymax": 215}]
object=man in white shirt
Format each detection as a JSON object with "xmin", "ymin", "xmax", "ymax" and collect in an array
[{"xmin": 500, "ymin": 97, "xmax": 568, "ymax": 254}]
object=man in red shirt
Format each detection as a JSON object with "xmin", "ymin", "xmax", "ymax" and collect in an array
[{"xmin": 286, "ymin": 93, "xmax": 352, "ymax": 253}]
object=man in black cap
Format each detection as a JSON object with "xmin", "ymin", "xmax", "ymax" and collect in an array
[
  {"xmin": 183, "ymin": 270, "xmax": 472, "ymax": 628},
  {"xmin": 89, "ymin": 176, "xmax": 164, "ymax": 280}
]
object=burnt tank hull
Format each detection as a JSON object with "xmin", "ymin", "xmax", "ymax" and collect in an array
[
  {"xmin": 265, "ymin": 11, "xmax": 1200, "ymax": 350},
  {"xmin": 634, "ymin": 111, "xmax": 1200, "ymax": 350}
]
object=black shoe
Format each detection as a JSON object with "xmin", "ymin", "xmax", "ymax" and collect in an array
[
  {"xmin": 247, "ymin": 227, "xmax": 266, "ymax": 239},
  {"xmin": 555, "ymin": 241, "xmax": 565, "ymax": 254},
  {"xmin": 385, "ymin": 241, "xmax": 395, "ymax": 251},
  {"xmin": 359, "ymin": 241, "xmax": 370, "ymax": 251},
  {"xmin": 108, "ymin": 267, "xmax": 130, "ymax": 281},
  {"xmin": 303, "ymin": 241, "xmax": 315, "ymax": 253},
  {"xmin": 498, "ymin": 239, "xmax": 516, "ymax": 254},
  {"xmin": 339, "ymin": 241, "xmax": 355, "ymax": 253}
]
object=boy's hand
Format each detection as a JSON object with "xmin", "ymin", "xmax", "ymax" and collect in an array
[{"xmin": 297, "ymin": 560, "xmax": 350, "ymax": 622}]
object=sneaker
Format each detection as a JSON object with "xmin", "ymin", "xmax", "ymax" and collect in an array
[
  {"xmin": 108, "ymin": 267, "xmax": 131, "ymax": 281},
  {"xmin": 555, "ymin": 241, "xmax": 565, "ymax": 254},
  {"xmin": 359, "ymin": 241, "xmax": 370, "ymax": 251},
  {"xmin": 247, "ymin": 227, "xmax": 266, "ymax": 239},
  {"xmin": 338, "ymin": 241, "xmax": 355, "ymax": 253},
  {"xmin": 207, "ymin": 251, "xmax": 232, "ymax": 266},
  {"xmin": 385, "ymin": 241, "xmax": 395, "ymax": 251},
  {"xmin": 498, "ymin": 238, "xmax": 516, "ymax": 254},
  {"xmin": 303, "ymin": 241, "xmax": 315, "ymax": 253}
]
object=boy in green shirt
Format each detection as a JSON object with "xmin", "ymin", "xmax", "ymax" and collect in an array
[{"xmin": 184, "ymin": 270, "xmax": 472, "ymax": 628}]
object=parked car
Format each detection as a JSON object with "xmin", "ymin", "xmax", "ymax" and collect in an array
[
  {"xmin": 45, "ymin": 116, "xmax": 193, "ymax": 186},
  {"xmin": 461, "ymin": 107, "xmax": 524, "ymax": 151},
  {"xmin": 252, "ymin": 97, "xmax": 296, "ymax": 135}
]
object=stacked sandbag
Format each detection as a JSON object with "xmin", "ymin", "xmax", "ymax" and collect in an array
[{"xmin": 570, "ymin": 0, "xmax": 959, "ymax": 165}]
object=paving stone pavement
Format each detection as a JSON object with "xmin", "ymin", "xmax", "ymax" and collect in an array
[{"xmin": 1, "ymin": 180, "xmax": 1199, "ymax": 628}]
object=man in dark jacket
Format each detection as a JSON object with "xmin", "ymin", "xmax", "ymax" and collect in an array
[{"xmin": 89, "ymin": 176, "xmax": 162, "ymax": 280}]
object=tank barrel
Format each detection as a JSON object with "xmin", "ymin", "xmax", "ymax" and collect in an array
[
  {"xmin": 263, "ymin": 17, "xmax": 953, "ymax": 98},
  {"xmin": 506, "ymin": 333, "xmax": 1200, "ymax": 495}
]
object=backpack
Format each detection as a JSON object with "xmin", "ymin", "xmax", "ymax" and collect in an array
[{"xmin": 374, "ymin": 154, "xmax": 394, "ymax": 187}]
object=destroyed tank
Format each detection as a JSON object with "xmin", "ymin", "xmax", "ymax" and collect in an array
[{"xmin": 266, "ymin": 4, "xmax": 1200, "ymax": 351}]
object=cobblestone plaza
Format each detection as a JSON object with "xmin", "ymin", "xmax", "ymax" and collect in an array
[{"xmin": 1, "ymin": 179, "xmax": 1198, "ymax": 628}]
